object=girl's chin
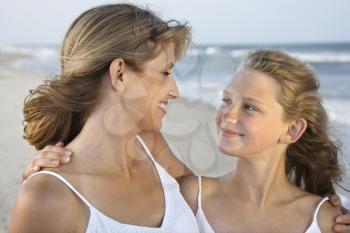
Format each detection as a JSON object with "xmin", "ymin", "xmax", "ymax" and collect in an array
[{"xmin": 218, "ymin": 142, "xmax": 241, "ymax": 157}]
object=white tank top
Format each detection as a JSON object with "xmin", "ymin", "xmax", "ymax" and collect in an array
[
  {"xmin": 195, "ymin": 176, "xmax": 329, "ymax": 233},
  {"xmin": 25, "ymin": 135, "xmax": 199, "ymax": 233}
]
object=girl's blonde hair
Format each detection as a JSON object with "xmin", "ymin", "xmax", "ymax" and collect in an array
[{"xmin": 23, "ymin": 4, "xmax": 191, "ymax": 149}]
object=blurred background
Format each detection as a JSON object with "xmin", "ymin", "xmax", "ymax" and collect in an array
[{"xmin": 1, "ymin": 0, "xmax": 349, "ymax": 232}]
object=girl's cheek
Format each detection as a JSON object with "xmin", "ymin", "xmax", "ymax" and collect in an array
[{"xmin": 215, "ymin": 110, "xmax": 222, "ymax": 126}]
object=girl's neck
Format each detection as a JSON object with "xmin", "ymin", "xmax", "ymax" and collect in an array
[{"xmin": 225, "ymin": 151, "xmax": 295, "ymax": 208}]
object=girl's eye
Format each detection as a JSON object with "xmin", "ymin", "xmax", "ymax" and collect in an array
[
  {"xmin": 222, "ymin": 98, "xmax": 232, "ymax": 105},
  {"xmin": 163, "ymin": 71, "xmax": 171, "ymax": 78},
  {"xmin": 243, "ymin": 104, "xmax": 256, "ymax": 111}
]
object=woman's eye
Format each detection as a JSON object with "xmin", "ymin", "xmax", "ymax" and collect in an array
[
  {"xmin": 222, "ymin": 98, "xmax": 232, "ymax": 104},
  {"xmin": 163, "ymin": 71, "xmax": 171, "ymax": 78},
  {"xmin": 243, "ymin": 104, "xmax": 256, "ymax": 111}
]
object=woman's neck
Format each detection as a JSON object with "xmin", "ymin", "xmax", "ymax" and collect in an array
[{"xmin": 65, "ymin": 109, "xmax": 148, "ymax": 178}]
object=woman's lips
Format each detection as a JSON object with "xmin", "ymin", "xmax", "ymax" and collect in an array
[{"xmin": 158, "ymin": 101, "xmax": 168, "ymax": 115}]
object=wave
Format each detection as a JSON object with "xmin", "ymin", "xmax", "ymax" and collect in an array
[
  {"xmin": 324, "ymin": 99, "xmax": 350, "ymax": 126},
  {"xmin": 0, "ymin": 44, "xmax": 58, "ymax": 59},
  {"xmin": 229, "ymin": 49, "xmax": 350, "ymax": 63}
]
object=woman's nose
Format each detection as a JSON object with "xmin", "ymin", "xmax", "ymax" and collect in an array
[{"xmin": 168, "ymin": 77, "xmax": 179, "ymax": 99}]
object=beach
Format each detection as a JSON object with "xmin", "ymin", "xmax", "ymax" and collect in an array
[
  {"xmin": 1, "ymin": 44, "xmax": 350, "ymax": 232},
  {"xmin": 0, "ymin": 55, "xmax": 41, "ymax": 232}
]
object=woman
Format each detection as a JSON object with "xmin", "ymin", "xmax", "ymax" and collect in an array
[
  {"xmin": 180, "ymin": 50, "xmax": 349, "ymax": 233},
  {"xmin": 9, "ymin": 3, "xmax": 199, "ymax": 233}
]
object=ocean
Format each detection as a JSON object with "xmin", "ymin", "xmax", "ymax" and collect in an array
[{"xmin": 1, "ymin": 42, "xmax": 349, "ymax": 199}]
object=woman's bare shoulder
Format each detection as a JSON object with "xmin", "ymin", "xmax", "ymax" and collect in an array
[{"xmin": 8, "ymin": 173, "xmax": 86, "ymax": 233}]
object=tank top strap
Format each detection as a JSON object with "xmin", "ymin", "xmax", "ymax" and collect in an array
[
  {"xmin": 25, "ymin": 171, "xmax": 94, "ymax": 208},
  {"xmin": 312, "ymin": 196, "xmax": 329, "ymax": 220},
  {"xmin": 197, "ymin": 176, "xmax": 202, "ymax": 209},
  {"xmin": 136, "ymin": 134, "xmax": 157, "ymax": 163}
]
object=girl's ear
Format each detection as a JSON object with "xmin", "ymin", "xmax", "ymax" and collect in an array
[
  {"xmin": 279, "ymin": 118, "xmax": 307, "ymax": 144},
  {"xmin": 109, "ymin": 58, "xmax": 125, "ymax": 92}
]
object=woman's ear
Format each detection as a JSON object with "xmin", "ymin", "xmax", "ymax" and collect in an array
[
  {"xmin": 109, "ymin": 58, "xmax": 125, "ymax": 92},
  {"xmin": 280, "ymin": 118, "xmax": 307, "ymax": 144}
]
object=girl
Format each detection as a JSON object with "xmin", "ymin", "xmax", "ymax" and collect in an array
[{"xmin": 181, "ymin": 50, "xmax": 346, "ymax": 233}]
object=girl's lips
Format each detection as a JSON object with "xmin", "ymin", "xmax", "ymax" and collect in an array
[{"xmin": 221, "ymin": 128, "xmax": 243, "ymax": 137}]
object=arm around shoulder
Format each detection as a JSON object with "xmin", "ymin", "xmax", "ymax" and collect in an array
[
  {"xmin": 140, "ymin": 131, "xmax": 193, "ymax": 179},
  {"xmin": 318, "ymin": 200, "xmax": 343, "ymax": 233},
  {"xmin": 8, "ymin": 174, "xmax": 82, "ymax": 233},
  {"xmin": 178, "ymin": 175, "xmax": 199, "ymax": 214}
]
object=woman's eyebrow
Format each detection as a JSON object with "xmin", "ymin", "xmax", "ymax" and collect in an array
[
  {"xmin": 166, "ymin": 63, "xmax": 174, "ymax": 69},
  {"xmin": 223, "ymin": 90, "xmax": 231, "ymax": 96}
]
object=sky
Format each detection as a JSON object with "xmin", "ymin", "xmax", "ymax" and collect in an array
[{"xmin": 0, "ymin": 0, "xmax": 350, "ymax": 45}]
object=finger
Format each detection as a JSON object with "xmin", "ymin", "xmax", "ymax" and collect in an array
[
  {"xmin": 21, "ymin": 156, "xmax": 67, "ymax": 182},
  {"xmin": 40, "ymin": 150, "xmax": 72, "ymax": 162},
  {"xmin": 334, "ymin": 224, "xmax": 350, "ymax": 233},
  {"xmin": 329, "ymin": 194, "xmax": 342, "ymax": 207},
  {"xmin": 39, "ymin": 147, "xmax": 72, "ymax": 160},
  {"xmin": 337, "ymin": 213, "xmax": 350, "ymax": 224},
  {"xmin": 55, "ymin": 141, "xmax": 64, "ymax": 147},
  {"xmin": 341, "ymin": 207, "xmax": 350, "ymax": 214},
  {"xmin": 41, "ymin": 145, "xmax": 70, "ymax": 155},
  {"xmin": 21, "ymin": 164, "xmax": 40, "ymax": 182}
]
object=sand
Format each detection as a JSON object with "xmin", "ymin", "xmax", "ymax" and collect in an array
[{"xmin": 0, "ymin": 58, "xmax": 42, "ymax": 232}]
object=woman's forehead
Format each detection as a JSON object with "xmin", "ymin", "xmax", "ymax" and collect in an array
[{"xmin": 144, "ymin": 43, "xmax": 175, "ymax": 69}]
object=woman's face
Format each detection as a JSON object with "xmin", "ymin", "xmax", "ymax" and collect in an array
[
  {"xmin": 124, "ymin": 43, "xmax": 179, "ymax": 131},
  {"xmin": 215, "ymin": 68, "xmax": 289, "ymax": 158}
]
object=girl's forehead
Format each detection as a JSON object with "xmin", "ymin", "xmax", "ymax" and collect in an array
[{"xmin": 225, "ymin": 69, "xmax": 281, "ymax": 101}]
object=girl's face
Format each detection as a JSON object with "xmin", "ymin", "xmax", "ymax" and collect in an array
[{"xmin": 215, "ymin": 68, "xmax": 290, "ymax": 158}]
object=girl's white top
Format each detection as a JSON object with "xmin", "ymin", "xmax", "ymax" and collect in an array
[
  {"xmin": 25, "ymin": 135, "xmax": 199, "ymax": 233},
  {"xmin": 196, "ymin": 176, "xmax": 330, "ymax": 233}
]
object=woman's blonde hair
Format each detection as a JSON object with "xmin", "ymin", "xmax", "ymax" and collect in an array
[
  {"xmin": 23, "ymin": 3, "xmax": 191, "ymax": 149},
  {"xmin": 243, "ymin": 49, "xmax": 342, "ymax": 196}
]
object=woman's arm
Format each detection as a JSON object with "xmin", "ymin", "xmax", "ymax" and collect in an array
[
  {"xmin": 178, "ymin": 175, "xmax": 199, "ymax": 214},
  {"xmin": 139, "ymin": 130, "xmax": 193, "ymax": 179}
]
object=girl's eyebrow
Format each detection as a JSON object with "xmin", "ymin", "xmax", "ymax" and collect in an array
[
  {"xmin": 222, "ymin": 91, "xmax": 264, "ymax": 106},
  {"xmin": 243, "ymin": 96, "xmax": 264, "ymax": 105}
]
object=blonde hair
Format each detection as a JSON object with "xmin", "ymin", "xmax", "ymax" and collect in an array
[
  {"xmin": 243, "ymin": 49, "xmax": 342, "ymax": 196},
  {"xmin": 23, "ymin": 3, "xmax": 191, "ymax": 149}
]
